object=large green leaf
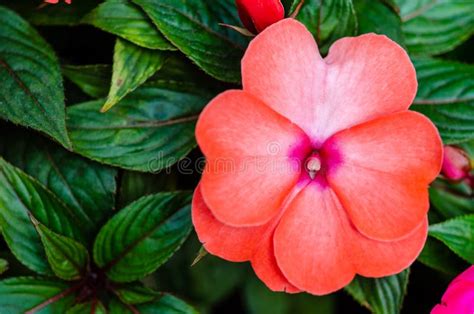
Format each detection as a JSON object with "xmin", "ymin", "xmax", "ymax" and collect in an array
[
  {"xmin": 296, "ymin": 0, "xmax": 358, "ymax": 53},
  {"xmin": 0, "ymin": 277, "xmax": 76, "ymax": 313},
  {"xmin": 430, "ymin": 180, "xmax": 474, "ymax": 219},
  {"xmin": 0, "ymin": 127, "xmax": 117, "ymax": 240},
  {"xmin": 429, "ymin": 214, "xmax": 474, "ymax": 263},
  {"xmin": 0, "ymin": 158, "xmax": 84, "ymax": 274},
  {"xmin": 397, "ymin": 0, "xmax": 474, "ymax": 55},
  {"xmin": 102, "ymin": 39, "xmax": 168, "ymax": 112},
  {"xmin": 411, "ymin": 57, "xmax": 474, "ymax": 144},
  {"xmin": 67, "ymin": 68, "xmax": 214, "ymax": 172},
  {"xmin": 33, "ymin": 219, "xmax": 89, "ymax": 281},
  {"xmin": 0, "ymin": 6, "xmax": 70, "ymax": 148},
  {"xmin": 62, "ymin": 64, "xmax": 111, "ymax": 98},
  {"xmin": 133, "ymin": 0, "xmax": 247, "ymax": 83},
  {"xmin": 418, "ymin": 237, "xmax": 468, "ymax": 275},
  {"xmin": 93, "ymin": 192, "xmax": 192, "ymax": 282},
  {"xmin": 109, "ymin": 295, "xmax": 198, "ymax": 314},
  {"xmin": 82, "ymin": 0, "xmax": 175, "ymax": 50},
  {"xmin": 0, "ymin": 0, "xmax": 98, "ymax": 26},
  {"xmin": 353, "ymin": 0, "xmax": 405, "ymax": 45},
  {"xmin": 345, "ymin": 270, "xmax": 410, "ymax": 314}
]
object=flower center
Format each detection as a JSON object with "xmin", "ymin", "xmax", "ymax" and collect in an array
[{"xmin": 305, "ymin": 153, "xmax": 322, "ymax": 180}]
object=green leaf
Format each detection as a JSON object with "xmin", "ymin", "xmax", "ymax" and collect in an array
[
  {"xmin": 411, "ymin": 57, "xmax": 474, "ymax": 144},
  {"xmin": 82, "ymin": 0, "xmax": 175, "ymax": 50},
  {"xmin": 0, "ymin": 258, "xmax": 8, "ymax": 275},
  {"xmin": 429, "ymin": 214, "xmax": 474, "ymax": 263},
  {"xmin": 102, "ymin": 39, "xmax": 168, "ymax": 112},
  {"xmin": 0, "ymin": 158, "xmax": 84, "ymax": 274},
  {"xmin": 0, "ymin": 0, "xmax": 98, "ymax": 26},
  {"xmin": 32, "ymin": 218, "xmax": 89, "ymax": 281},
  {"xmin": 67, "ymin": 68, "xmax": 214, "ymax": 172},
  {"xmin": 430, "ymin": 180, "xmax": 474, "ymax": 219},
  {"xmin": 109, "ymin": 295, "xmax": 198, "ymax": 314},
  {"xmin": 118, "ymin": 170, "xmax": 178, "ymax": 208},
  {"xmin": 115, "ymin": 284, "xmax": 162, "ymax": 304},
  {"xmin": 0, "ymin": 127, "xmax": 117, "ymax": 241},
  {"xmin": 66, "ymin": 300, "xmax": 107, "ymax": 314},
  {"xmin": 345, "ymin": 270, "xmax": 410, "ymax": 314},
  {"xmin": 0, "ymin": 6, "xmax": 71, "ymax": 148},
  {"xmin": 94, "ymin": 192, "xmax": 192, "ymax": 282},
  {"xmin": 133, "ymin": 0, "xmax": 247, "ymax": 83},
  {"xmin": 0, "ymin": 277, "xmax": 76, "ymax": 313},
  {"xmin": 296, "ymin": 0, "xmax": 358, "ymax": 53},
  {"xmin": 62, "ymin": 64, "xmax": 111, "ymax": 98},
  {"xmin": 244, "ymin": 276, "xmax": 336, "ymax": 314},
  {"xmin": 418, "ymin": 237, "xmax": 468, "ymax": 275},
  {"xmin": 353, "ymin": 0, "xmax": 405, "ymax": 45},
  {"xmin": 397, "ymin": 0, "xmax": 474, "ymax": 55}
]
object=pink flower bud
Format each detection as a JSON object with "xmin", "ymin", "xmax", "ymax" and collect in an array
[
  {"xmin": 235, "ymin": 0, "xmax": 285, "ymax": 33},
  {"xmin": 441, "ymin": 146, "xmax": 471, "ymax": 181}
]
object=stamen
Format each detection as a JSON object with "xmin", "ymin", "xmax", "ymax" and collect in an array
[{"xmin": 306, "ymin": 155, "xmax": 321, "ymax": 179}]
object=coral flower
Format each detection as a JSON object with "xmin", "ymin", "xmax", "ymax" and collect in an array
[
  {"xmin": 432, "ymin": 266, "xmax": 474, "ymax": 314},
  {"xmin": 192, "ymin": 19, "xmax": 443, "ymax": 295}
]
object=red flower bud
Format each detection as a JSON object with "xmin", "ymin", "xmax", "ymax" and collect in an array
[
  {"xmin": 441, "ymin": 145, "xmax": 471, "ymax": 181},
  {"xmin": 235, "ymin": 0, "xmax": 285, "ymax": 33}
]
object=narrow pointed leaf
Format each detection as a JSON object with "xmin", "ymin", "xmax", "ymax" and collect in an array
[
  {"xmin": 102, "ymin": 39, "xmax": 168, "ymax": 112},
  {"xmin": 0, "ymin": 277, "xmax": 77, "ymax": 313},
  {"xmin": 93, "ymin": 192, "xmax": 192, "ymax": 282},
  {"xmin": 133, "ymin": 0, "xmax": 247, "ymax": 83},
  {"xmin": 0, "ymin": 127, "xmax": 117, "ymax": 241},
  {"xmin": 83, "ymin": 0, "xmax": 175, "ymax": 50},
  {"xmin": 0, "ymin": 6, "xmax": 70, "ymax": 148},
  {"xmin": 0, "ymin": 158, "xmax": 84, "ymax": 274},
  {"xmin": 345, "ymin": 270, "xmax": 410, "ymax": 314},
  {"xmin": 397, "ymin": 0, "xmax": 474, "ymax": 55},
  {"xmin": 62, "ymin": 64, "xmax": 111, "ymax": 98},
  {"xmin": 33, "ymin": 219, "xmax": 89, "ymax": 281},
  {"xmin": 429, "ymin": 214, "xmax": 474, "ymax": 263},
  {"xmin": 411, "ymin": 57, "xmax": 474, "ymax": 144}
]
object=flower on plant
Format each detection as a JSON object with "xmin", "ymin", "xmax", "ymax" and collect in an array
[
  {"xmin": 192, "ymin": 18, "xmax": 443, "ymax": 295},
  {"xmin": 432, "ymin": 266, "xmax": 474, "ymax": 314},
  {"xmin": 235, "ymin": 0, "xmax": 285, "ymax": 33},
  {"xmin": 442, "ymin": 145, "xmax": 472, "ymax": 181}
]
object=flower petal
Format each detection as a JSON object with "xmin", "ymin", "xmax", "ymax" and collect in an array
[
  {"xmin": 197, "ymin": 90, "xmax": 311, "ymax": 226},
  {"xmin": 242, "ymin": 19, "xmax": 325, "ymax": 141},
  {"xmin": 325, "ymin": 111, "xmax": 442, "ymax": 240},
  {"xmin": 192, "ymin": 185, "xmax": 299, "ymax": 292},
  {"xmin": 351, "ymin": 218, "xmax": 428, "ymax": 277},
  {"xmin": 243, "ymin": 20, "xmax": 417, "ymax": 143},
  {"xmin": 274, "ymin": 184, "xmax": 428, "ymax": 295},
  {"xmin": 314, "ymin": 33, "xmax": 417, "ymax": 141},
  {"xmin": 273, "ymin": 184, "xmax": 356, "ymax": 295}
]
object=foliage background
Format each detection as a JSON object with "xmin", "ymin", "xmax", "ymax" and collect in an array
[{"xmin": 0, "ymin": 0, "xmax": 473, "ymax": 313}]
